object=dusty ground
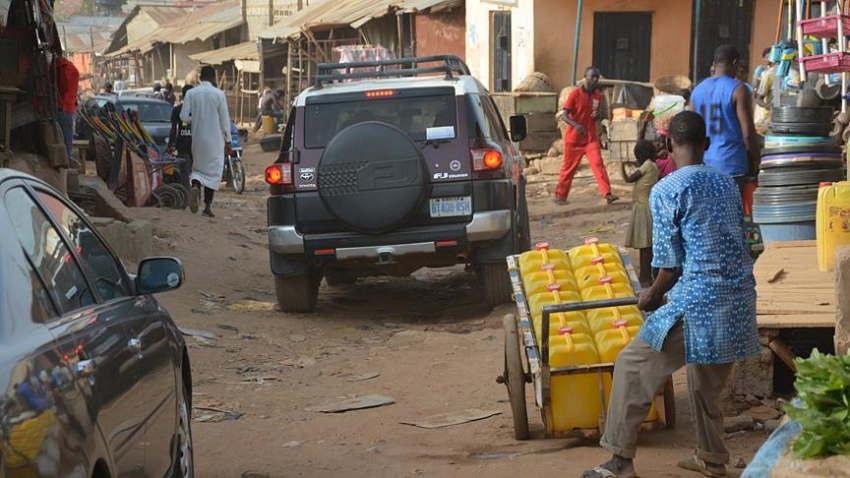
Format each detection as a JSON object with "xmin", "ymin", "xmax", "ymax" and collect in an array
[{"xmin": 131, "ymin": 144, "xmax": 769, "ymax": 477}]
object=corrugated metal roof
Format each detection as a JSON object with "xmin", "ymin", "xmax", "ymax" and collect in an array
[
  {"xmin": 258, "ymin": 0, "xmax": 459, "ymax": 40},
  {"xmin": 189, "ymin": 41, "xmax": 258, "ymax": 65},
  {"xmin": 141, "ymin": 5, "xmax": 196, "ymax": 26},
  {"xmin": 60, "ymin": 30, "xmax": 114, "ymax": 53},
  {"xmin": 161, "ymin": 1, "xmax": 244, "ymax": 45}
]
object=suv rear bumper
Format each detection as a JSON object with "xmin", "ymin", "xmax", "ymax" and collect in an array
[{"xmin": 269, "ymin": 209, "xmax": 511, "ymax": 258}]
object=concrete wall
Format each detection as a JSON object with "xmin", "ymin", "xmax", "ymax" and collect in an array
[
  {"xmin": 535, "ymin": 0, "xmax": 692, "ymax": 91},
  {"xmin": 465, "ymin": 0, "xmax": 779, "ymax": 94},
  {"xmin": 465, "ymin": 0, "xmax": 534, "ymax": 91},
  {"xmin": 414, "ymin": 9, "xmax": 466, "ymax": 59}
]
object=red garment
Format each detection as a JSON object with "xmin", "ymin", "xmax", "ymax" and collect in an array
[
  {"xmin": 555, "ymin": 142, "xmax": 612, "ymax": 200},
  {"xmin": 563, "ymin": 86, "xmax": 602, "ymax": 145},
  {"xmin": 656, "ymin": 157, "xmax": 676, "ymax": 179},
  {"xmin": 55, "ymin": 56, "xmax": 79, "ymax": 114}
]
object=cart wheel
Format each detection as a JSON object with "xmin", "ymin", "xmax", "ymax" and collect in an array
[
  {"xmin": 502, "ymin": 314, "xmax": 529, "ymax": 440},
  {"xmin": 153, "ymin": 185, "xmax": 180, "ymax": 209},
  {"xmin": 663, "ymin": 376, "xmax": 676, "ymax": 429},
  {"xmin": 170, "ymin": 183, "xmax": 190, "ymax": 210}
]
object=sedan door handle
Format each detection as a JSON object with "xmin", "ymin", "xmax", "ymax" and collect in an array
[
  {"xmin": 76, "ymin": 359, "xmax": 96, "ymax": 377},
  {"xmin": 127, "ymin": 337, "xmax": 142, "ymax": 353}
]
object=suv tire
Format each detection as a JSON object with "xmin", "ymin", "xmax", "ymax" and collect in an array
[
  {"xmin": 274, "ymin": 270, "xmax": 321, "ymax": 313},
  {"xmin": 481, "ymin": 262, "xmax": 512, "ymax": 308}
]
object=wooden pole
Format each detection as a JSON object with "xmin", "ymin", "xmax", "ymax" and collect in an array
[{"xmin": 835, "ymin": 246, "xmax": 850, "ymax": 355}]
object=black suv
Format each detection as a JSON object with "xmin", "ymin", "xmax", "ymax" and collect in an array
[{"xmin": 266, "ymin": 55, "xmax": 530, "ymax": 312}]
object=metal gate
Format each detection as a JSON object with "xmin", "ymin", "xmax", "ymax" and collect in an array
[
  {"xmin": 592, "ymin": 12, "xmax": 652, "ymax": 82},
  {"xmin": 492, "ymin": 11, "xmax": 511, "ymax": 92},
  {"xmin": 691, "ymin": 0, "xmax": 754, "ymax": 81}
]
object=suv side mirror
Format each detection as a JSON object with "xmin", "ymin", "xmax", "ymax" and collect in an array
[
  {"xmin": 138, "ymin": 257, "xmax": 184, "ymax": 294},
  {"xmin": 509, "ymin": 115, "xmax": 528, "ymax": 142}
]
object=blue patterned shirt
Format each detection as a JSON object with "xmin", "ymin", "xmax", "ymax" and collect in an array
[{"xmin": 639, "ymin": 165, "xmax": 759, "ymax": 364}]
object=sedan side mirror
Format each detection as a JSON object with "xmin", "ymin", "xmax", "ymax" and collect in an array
[
  {"xmin": 138, "ymin": 257, "xmax": 184, "ymax": 294},
  {"xmin": 509, "ymin": 115, "xmax": 528, "ymax": 142}
]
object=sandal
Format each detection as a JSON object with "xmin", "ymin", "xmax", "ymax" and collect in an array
[
  {"xmin": 581, "ymin": 466, "xmax": 636, "ymax": 478},
  {"xmin": 606, "ymin": 194, "xmax": 620, "ymax": 205},
  {"xmin": 677, "ymin": 455, "xmax": 726, "ymax": 477}
]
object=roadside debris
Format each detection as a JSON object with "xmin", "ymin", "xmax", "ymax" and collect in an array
[
  {"xmin": 179, "ymin": 327, "xmax": 219, "ymax": 340},
  {"xmin": 400, "ymin": 409, "xmax": 502, "ymax": 429},
  {"xmin": 306, "ymin": 395, "xmax": 394, "ymax": 413},
  {"xmin": 193, "ymin": 405, "xmax": 244, "ymax": 422},
  {"xmin": 743, "ymin": 405, "xmax": 783, "ymax": 422},
  {"xmin": 724, "ymin": 415, "xmax": 755, "ymax": 433},
  {"xmin": 282, "ymin": 441, "xmax": 302, "ymax": 449},
  {"xmin": 346, "ymin": 372, "xmax": 380, "ymax": 382}
]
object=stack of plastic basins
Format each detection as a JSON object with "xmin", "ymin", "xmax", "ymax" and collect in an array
[
  {"xmin": 569, "ymin": 238, "xmax": 658, "ymax": 421},
  {"xmin": 755, "ymin": 106, "xmax": 843, "ymax": 245},
  {"xmin": 518, "ymin": 242, "xmax": 601, "ymax": 431}
]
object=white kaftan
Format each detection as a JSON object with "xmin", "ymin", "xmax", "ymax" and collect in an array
[{"xmin": 180, "ymin": 81, "xmax": 232, "ymax": 190}]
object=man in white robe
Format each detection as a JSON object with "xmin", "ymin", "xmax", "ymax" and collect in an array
[{"xmin": 181, "ymin": 65, "xmax": 232, "ymax": 217}]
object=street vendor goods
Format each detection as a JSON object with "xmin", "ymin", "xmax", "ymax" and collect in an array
[{"xmin": 817, "ymin": 181, "xmax": 850, "ymax": 271}]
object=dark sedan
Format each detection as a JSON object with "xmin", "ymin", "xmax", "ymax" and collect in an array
[
  {"xmin": 0, "ymin": 168, "xmax": 193, "ymax": 477},
  {"xmin": 77, "ymin": 95, "xmax": 173, "ymax": 147}
]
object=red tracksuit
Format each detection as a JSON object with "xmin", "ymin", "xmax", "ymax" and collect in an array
[{"xmin": 556, "ymin": 86, "xmax": 612, "ymax": 200}]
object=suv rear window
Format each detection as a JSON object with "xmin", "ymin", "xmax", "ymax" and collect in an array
[{"xmin": 304, "ymin": 90, "xmax": 457, "ymax": 148}]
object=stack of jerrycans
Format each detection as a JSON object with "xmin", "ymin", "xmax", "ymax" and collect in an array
[
  {"xmin": 569, "ymin": 237, "xmax": 657, "ymax": 421},
  {"xmin": 518, "ymin": 242, "xmax": 602, "ymax": 431}
]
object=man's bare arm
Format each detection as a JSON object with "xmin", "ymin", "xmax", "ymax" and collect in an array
[{"xmin": 734, "ymin": 83, "xmax": 760, "ymax": 174}]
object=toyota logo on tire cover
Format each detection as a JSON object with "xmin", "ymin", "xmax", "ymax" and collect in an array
[{"xmin": 300, "ymin": 172, "xmax": 315, "ymax": 182}]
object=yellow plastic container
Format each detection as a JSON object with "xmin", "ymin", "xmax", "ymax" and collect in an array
[
  {"xmin": 549, "ymin": 329, "xmax": 602, "ymax": 431},
  {"xmin": 586, "ymin": 306, "xmax": 644, "ymax": 335},
  {"xmin": 573, "ymin": 263, "xmax": 630, "ymax": 291},
  {"xmin": 532, "ymin": 312, "xmax": 592, "ymax": 346},
  {"xmin": 817, "ymin": 181, "xmax": 850, "ymax": 272},
  {"xmin": 518, "ymin": 242, "xmax": 572, "ymax": 275},
  {"xmin": 523, "ymin": 269, "xmax": 579, "ymax": 297},
  {"xmin": 580, "ymin": 279, "xmax": 634, "ymax": 302},
  {"xmin": 528, "ymin": 289, "xmax": 582, "ymax": 319},
  {"xmin": 594, "ymin": 321, "xmax": 658, "ymax": 421},
  {"xmin": 569, "ymin": 237, "xmax": 622, "ymax": 271},
  {"xmin": 261, "ymin": 115, "xmax": 276, "ymax": 134}
]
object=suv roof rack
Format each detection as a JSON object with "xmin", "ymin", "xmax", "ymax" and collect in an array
[{"xmin": 314, "ymin": 55, "xmax": 471, "ymax": 88}]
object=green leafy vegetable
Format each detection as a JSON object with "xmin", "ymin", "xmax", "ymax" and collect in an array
[{"xmin": 783, "ymin": 349, "xmax": 850, "ymax": 459}]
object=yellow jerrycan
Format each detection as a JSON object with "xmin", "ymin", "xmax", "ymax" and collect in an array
[
  {"xmin": 580, "ymin": 276, "xmax": 635, "ymax": 301},
  {"xmin": 519, "ymin": 242, "xmax": 572, "ymax": 276},
  {"xmin": 817, "ymin": 181, "xmax": 850, "ymax": 272},
  {"xmin": 573, "ymin": 262, "xmax": 630, "ymax": 291},
  {"xmin": 523, "ymin": 268, "xmax": 579, "ymax": 298},
  {"xmin": 569, "ymin": 237, "xmax": 622, "ymax": 271},
  {"xmin": 594, "ymin": 321, "xmax": 659, "ymax": 421},
  {"xmin": 533, "ymin": 312, "xmax": 592, "ymax": 347},
  {"xmin": 528, "ymin": 285, "xmax": 582, "ymax": 319},
  {"xmin": 549, "ymin": 328, "xmax": 603, "ymax": 431},
  {"xmin": 586, "ymin": 305, "xmax": 644, "ymax": 335}
]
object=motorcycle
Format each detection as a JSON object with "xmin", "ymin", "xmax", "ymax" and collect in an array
[{"xmin": 222, "ymin": 142, "xmax": 246, "ymax": 194}]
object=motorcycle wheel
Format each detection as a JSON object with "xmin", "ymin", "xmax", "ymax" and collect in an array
[{"xmin": 230, "ymin": 159, "xmax": 246, "ymax": 194}]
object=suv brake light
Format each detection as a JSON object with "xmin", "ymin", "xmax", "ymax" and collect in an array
[
  {"xmin": 471, "ymin": 149, "xmax": 503, "ymax": 171},
  {"xmin": 265, "ymin": 163, "xmax": 294, "ymax": 185}
]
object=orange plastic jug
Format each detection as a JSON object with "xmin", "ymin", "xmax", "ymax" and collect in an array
[
  {"xmin": 533, "ymin": 312, "xmax": 591, "ymax": 346},
  {"xmin": 586, "ymin": 306, "xmax": 644, "ymax": 335},
  {"xmin": 523, "ymin": 269, "xmax": 579, "ymax": 297},
  {"xmin": 519, "ymin": 242, "xmax": 572, "ymax": 276},
  {"xmin": 528, "ymin": 288, "xmax": 582, "ymax": 319},
  {"xmin": 573, "ymin": 264, "xmax": 631, "ymax": 291},
  {"xmin": 569, "ymin": 238, "xmax": 622, "ymax": 270},
  {"xmin": 580, "ymin": 277, "xmax": 635, "ymax": 301},
  {"xmin": 549, "ymin": 328, "xmax": 602, "ymax": 431},
  {"xmin": 817, "ymin": 181, "xmax": 850, "ymax": 271},
  {"xmin": 594, "ymin": 321, "xmax": 658, "ymax": 421}
]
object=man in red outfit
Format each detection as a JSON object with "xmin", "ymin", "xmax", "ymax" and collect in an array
[
  {"xmin": 555, "ymin": 66, "xmax": 618, "ymax": 205},
  {"xmin": 54, "ymin": 52, "xmax": 80, "ymax": 162}
]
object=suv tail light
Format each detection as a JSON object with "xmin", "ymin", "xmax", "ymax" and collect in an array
[
  {"xmin": 265, "ymin": 163, "xmax": 294, "ymax": 185},
  {"xmin": 471, "ymin": 149, "xmax": 503, "ymax": 171}
]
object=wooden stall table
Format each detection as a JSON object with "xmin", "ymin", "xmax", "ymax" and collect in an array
[{"xmin": 72, "ymin": 139, "xmax": 91, "ymax": 174}]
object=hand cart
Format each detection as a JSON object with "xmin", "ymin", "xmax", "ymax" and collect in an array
[{"xmin": 497, "ymin": 251, "xmax": 676, "ymax": 440}]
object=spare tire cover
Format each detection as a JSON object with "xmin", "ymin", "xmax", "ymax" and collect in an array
[{"xmin": 318, "ymin": 121, "xmax": 427, "ymax": 234}]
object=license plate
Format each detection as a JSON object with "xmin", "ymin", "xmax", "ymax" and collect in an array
[{"xmin": 429, "ymin": 197, "xmax": 472, "ymax": 218}]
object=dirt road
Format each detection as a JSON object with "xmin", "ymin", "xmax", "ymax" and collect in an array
[{"xmin": 133, "ymin": 144, "xmax": 766, "ymax": 477}]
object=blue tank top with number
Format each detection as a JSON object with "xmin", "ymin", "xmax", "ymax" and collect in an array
[{"xmin": 690, "ymin": 76, "xmax": 747, "ymax": 176}]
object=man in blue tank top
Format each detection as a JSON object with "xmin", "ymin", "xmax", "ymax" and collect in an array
[{"xmin": 690, "ymin": 45, "xmax": 760, "ymax": 196}]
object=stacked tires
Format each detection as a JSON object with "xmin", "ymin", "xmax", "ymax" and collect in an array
[{"xmin": 755, "ymin": 106, "xmax": 844, "ymax": 245}]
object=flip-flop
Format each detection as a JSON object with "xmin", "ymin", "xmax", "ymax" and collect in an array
[
  {"xmin": 677, "ymin": 455, "xmax": 726, "ymax": 477},
  {"xmin": 580, "ymin": 466, "xmax": 636, "ymax": 478}
]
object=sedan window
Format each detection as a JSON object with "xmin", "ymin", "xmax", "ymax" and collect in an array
[
  {"xmin": 4, "ymin": 188, "xmax": 95, "ymax": 316},
  {"xmin": 36, "ymin": 190, "xmax": 131, "ymax": 302}
]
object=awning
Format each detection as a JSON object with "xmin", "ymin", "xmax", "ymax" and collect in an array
[
  {"xmin": 189, "ymin": 42, "xmax": 259, "ymax": 65},
  {"xmin": 105, "ymin": 31, "xmax": 158, "ymax": 57},
  {"xmin": 258, "ymin": 0, "xmax": 461, "ymax": 41}
]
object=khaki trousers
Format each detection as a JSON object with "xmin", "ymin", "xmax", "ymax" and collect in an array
[{"xmin": 599, "ymin": 322, "xmax": 734, "ymax": 464}]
